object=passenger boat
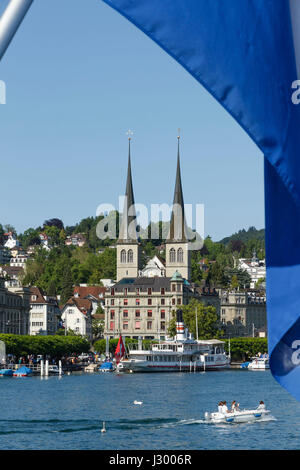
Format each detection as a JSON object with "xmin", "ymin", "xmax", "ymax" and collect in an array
[
  {"xmin": 0, "ymin": 369, "xmax": 13, "ymax": 377},
  {"xmin": 204, "ymin": 408, "xmax": 270, "ymax": 423},
  {"xmin": 117, "ymin": 310, "xmax": 230, "ymax": 373},
  {"xmin": 248, "ymin": 354, "xmax": 270, "ymax": 370}
]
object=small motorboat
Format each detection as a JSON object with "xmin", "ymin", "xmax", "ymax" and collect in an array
[
  {"xmin": 133, "ymin": 400, "xmax": 143, "ymax": 405},
  {"xmin": 13, "ymin": 366, "xmax": 33, "ymax": 377},
  {"xmin": 0, "ymin": 369, "xmax": 13, "ymax": 377},
  {"xmin": 99, "ymin": 362, "xmax": 115, "ymax": 372},
  {"xmin": 48, "ymin": 365, "xmax": 63, "ymax": 375},
  {"xmin": 204, "ymin": 408, "xmax": 270, "ymax": 424},
  {"xmin": 248, "ymin": 354, "xmax": 270, "ymax": 370}
]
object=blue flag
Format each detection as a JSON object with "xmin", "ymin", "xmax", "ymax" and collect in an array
[{"xmin": 103, "ymin": 0, "xmax": 300, "ymax": 399}]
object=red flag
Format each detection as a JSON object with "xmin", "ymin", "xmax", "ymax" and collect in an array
[{"xmin": 115, "ymin": 335, "xmax": 125, "ymax": 364}]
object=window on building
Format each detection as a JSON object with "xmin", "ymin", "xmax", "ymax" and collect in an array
[
  {"xmin": 120, "ymin": 249, "xmax": 126, "ymax": 263},
  {"xmin": 172, "ymin": 298, "xmax": 176, "ymax": 305},
  {"xmin": 177, "ymin": 247, "xmax": 183, "ymax": 263},
  {"xmin": 127, "ymin": 249, "xmax": 133, "ymax": 263},
  {"xmin": 161, "ymin": 298, "xmax": 165, "ymax": 306},
  {"xmin": 136, "ymin": 299, "xmax": 140, "ymax": 306},
  {"xmin": 123, "ymin": 310, "xmax": 128, "ymax": 318},
  {"xmin": 147, "ymin": 321, "xmax": 152, "ymax": 330},
  {"xmin": 172, "ymin": 284, "xmax": 176, "ymax": 292},
  {"xmin": 169, "ymin": 248, "xmax": 176, "ymax": 263},
  {"xmin": 111, "ymin": 299, "xmax": 114, "ymax": 306},
  {"xmin": 110, "ymin": 321, "xmax": 115, "ymax": 330},
  {"xmin": 135, "ymin": 321, "xmax": 141, "ymax": 330},
  {"xmin": 177, "ymin": 298, "xmax": 181, "ymax": 305},
  {"xmin": 110, "ymin": 310, "xmax": 115, "ymax": 319},
  {"xmin": 111, "ymin": 288, "xmax": 115, "ymax": 296},
  {"xmin": 136, "ymin": 288, "xmax": 140, "ymax": 295},
  {"xmin": 148, "ymin": 288, "xmax": 152, "ymax": 295},
  {"xmin": 147, "ymin": 310, "xmax": 152, "ymax": 317},
  {"xmin": 161, "ymin": 287, "xmax": 165, "ymax": 295},
  {"xmin": 177, "ymin": 284, "xmax": 181, "ymax": 292},
  {"xmin": 161, "ymin": 322, "xmax": 165, "ymax": 331},
  {"xmin": 135, "ymin": 310, "xmax": 140, "ymax": 317},
  {"xmin": 124, "ymin": 299, "xmax": 128, "ymax": 306},
  {"xmin": 123, "ymin": 322, "xmax": 128, "ymax": 330},
  {"xmin": 148, "ymin": 298, "xmax": 152, "ymax": 306},
  {"xmin": 161, "ymin": 310, "xmax": 165, "ymax": 319}
]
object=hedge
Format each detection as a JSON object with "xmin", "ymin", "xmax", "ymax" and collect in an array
[
  {"xmin": 224, "ymin": 337, "xmax": 268, "ymax": 361},
  {"xmin": 0, "ymin": 334, "xmax": 90, "ymax": 358}
]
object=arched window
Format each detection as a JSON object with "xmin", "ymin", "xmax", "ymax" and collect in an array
[
  {"xmin": 177, "ymin": 247, "xmax": 183, "ymax": 263},
  {"xmin": 120, "ymin": 249, "xmax": 126, "ymax": 263},
  {"xmin": 169, "ymin": 248, "xmax": 176, "ymax": 263},
  {"xmin": 127, "ymin": 249, "xmax": 133, "ymax": 263}
]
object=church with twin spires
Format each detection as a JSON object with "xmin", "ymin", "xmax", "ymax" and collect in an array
[
  {"xmin": 116, "ymin": 135, "xmax": 191, "ymax": 282},
  {"xmin": 104, "ymin": 136, "xmax": 200, "ymax": 340}
]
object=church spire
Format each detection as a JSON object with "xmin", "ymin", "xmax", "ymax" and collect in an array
[
  {"xmin": 118, "ymin": 135, "xmax": 138, "ymax": 243},
  {"xmin": 167, "ymin": 134, "xmax": 187, "ymax": 241}
]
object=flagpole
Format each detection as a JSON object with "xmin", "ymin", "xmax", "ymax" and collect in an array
[{"xmin": 0, "ymin": 0, "xmax": 33, "ymax": 61}]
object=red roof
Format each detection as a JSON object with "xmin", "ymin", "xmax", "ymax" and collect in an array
[
  {"xmin": 73, "ymin": 286, "xmax": 106, "ymax": 299},
  {"xmin": 65, "ymin": 297, "xmax": 92, "ymax": 314}
]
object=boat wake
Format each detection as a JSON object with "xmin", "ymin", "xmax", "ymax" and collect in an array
[{"xmin": 0, "ymin": 414, "xmax": 276, "ymax": 435}]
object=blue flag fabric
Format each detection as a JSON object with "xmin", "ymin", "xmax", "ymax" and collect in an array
[{"xmin": 103, "ymin": 0, "xmax": 300, "ymax": 399}]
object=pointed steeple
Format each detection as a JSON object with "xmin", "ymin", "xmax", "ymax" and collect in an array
[
  {"xmin": 167, "ymin": 135, "xmax": 187, "ymax": 241},
  {"xmin": 118, "ymin": 137, "xmax": 138, "ymax": 243}
]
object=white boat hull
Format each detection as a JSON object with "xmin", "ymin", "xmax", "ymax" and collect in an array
[
  {"xmin": 118, "ymin": 359, "xmax": 230, "ymax": 373},
  {"xmin": 205, "ymin": 409, "xmax": 270, "ymax": 424}
]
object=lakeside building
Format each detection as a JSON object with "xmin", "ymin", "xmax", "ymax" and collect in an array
[
  {"xmin": 65, "ymin": 233, "xmax": 86, "ymax": 247},
  {"xmin": 238, "ymin": 252, "xmax": 266, "ymax": 289},
  {"xmin": 219, "ymin": 289, "xmax": 267, "ymax": 337},
  {"xmin": 29, "ymin": 287, "xmax": 60, "ymax": 335},
  {"xmin": 73, "ymin": 285, "xmax": 106, "ymax": 314},
  {"xmin": 0, "ymin": 278, "xmax": 30, "ymax": 334},
  {"xmin": 0, "ymin": 265, "xmax": 24, "ymax": 282},
  {"xmin": 3, "ymin": 232, "xmax": 20, "ymax": 250},
  {"xmin": 61, "ymin": 297, "xmax": 93, "ymax": 339},
  {"xmin": 104, "ymin": 137, "xmax": 212, "ymax": 339},
  {"xmin": 10, "ymin": 253, "xmax": 29, "ymax": 269}
]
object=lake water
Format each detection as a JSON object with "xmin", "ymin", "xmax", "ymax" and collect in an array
[{"xmin": 0, "ymin": 369, "xmax": 299, "ymax": 450}]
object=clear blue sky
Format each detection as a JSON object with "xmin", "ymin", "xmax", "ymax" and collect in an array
[{"xmin": 0, "ymin": 0, "xmax": 263, "ymax": 241}]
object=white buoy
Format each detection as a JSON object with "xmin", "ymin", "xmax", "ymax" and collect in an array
[
  {"xmin": 133, "ymin": 400, "xmax": 143, "ymax": 405},
  {"xmin": 101, "ymin": 421, "xmax": 106, "ymax": 433}
]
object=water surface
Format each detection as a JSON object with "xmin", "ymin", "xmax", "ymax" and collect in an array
[{"xmin": 0, "ymin": 369, "xmax": 298, "ymax": 450}]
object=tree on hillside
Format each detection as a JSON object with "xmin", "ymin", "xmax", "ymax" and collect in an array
[
  {"xmin": 167, "ymin": 299, "xmax": 223, "ymax": 339},
  {"xmin": 44, "ymin": 218, "xmax": 64, "ymax": 230},
  {"xmin": 60, "ymin": 264, "xmax": 74, "ymax": 304}
]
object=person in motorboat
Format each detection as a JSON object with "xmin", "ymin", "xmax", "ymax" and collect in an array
[
  {"xmin": 231, "ymin": 401, "xmax": 240, "ymax": 412},
  {"xmin": 221, "ymin": 401, "xmax": 230, "ymax": 413},
  {"xmin": 218, "ymin": 401, "xmax": 223, "ymax": 413},
  {"xmin": 256, "ymin": 400, "xmax": 266, "ymax": 410}
]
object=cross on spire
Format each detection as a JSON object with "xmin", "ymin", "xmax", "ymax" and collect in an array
[{"xmin": 126, "ymin": 129, "xmax": 134, "ymax": 140}]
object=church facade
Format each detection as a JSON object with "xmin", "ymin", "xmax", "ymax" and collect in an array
[{"xmin": 104, "ymin": 137, "xmax": 210, "ymax": 339}]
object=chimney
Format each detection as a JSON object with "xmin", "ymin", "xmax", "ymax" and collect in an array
[{"xmin": 176, "ymin": 309, "xmax": 185, "ymax": 340}]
